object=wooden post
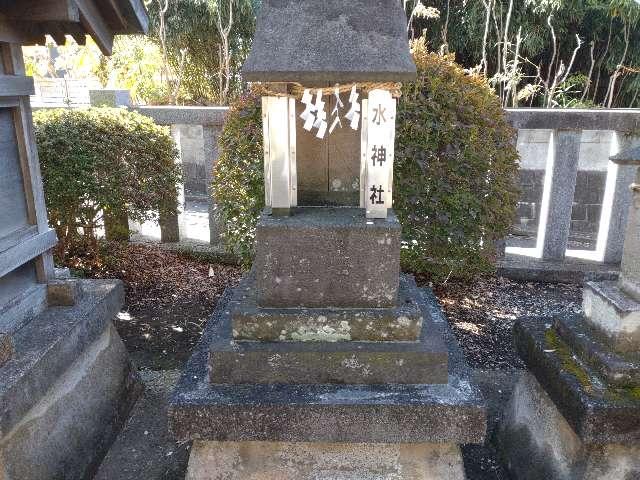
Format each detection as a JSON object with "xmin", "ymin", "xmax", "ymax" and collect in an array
[{"xmin": 263, "ymin": 96, "xmax": 293, "ymax": 216}]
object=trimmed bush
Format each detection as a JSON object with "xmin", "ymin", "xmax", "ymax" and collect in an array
[
  {"xmin": 213, "ymin": 43, "xmax": 519, "ymax": 280},
  {"xmin": 34, "ymin": 107, "xmax": 180, "ymax": 257},
  {"xmin": 394, "ymin": 40, "xmax": 519, "ymax": 281}
]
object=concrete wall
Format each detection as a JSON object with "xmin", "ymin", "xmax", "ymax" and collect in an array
[
  {"xmin": 177, "ymin": 124, "xmax": 207, "ymax": 198},
  {"xmin": 515, "ymin": 129, "xmax": 613, "ymax": 236}
]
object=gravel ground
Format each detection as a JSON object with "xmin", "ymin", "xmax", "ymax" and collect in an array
[
  {"xmin": 430, "ymin": 275, "xmax": 583, "ymax": 370},
  {"xmin": 80, "ymin": 243, "xmax": 586, "ymax": 479}
]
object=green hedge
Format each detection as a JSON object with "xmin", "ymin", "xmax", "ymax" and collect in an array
[
  {"xmin": 34, "ymin": 107, "xmax": 180, "ymax": 256},
  {"xmin": 214, "ymin": 44, "xmax": 519, "ymax": 281}
]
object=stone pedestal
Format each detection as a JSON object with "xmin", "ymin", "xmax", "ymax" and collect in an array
[
  {"xmin": 170, "ymin": 230, "xmax": 486, "ymax": 477},
  {"xmin": 0, "ymin": 279, "xmax": 142, "ymax": 480},
  {"xmin": 499, "ymin": 147, "xmax": 640, "ymax": 479}
]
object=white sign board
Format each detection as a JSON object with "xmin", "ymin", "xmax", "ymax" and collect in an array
[{"xmin": 364, "ymin": 89, "xmax": 396, "ymax": 219}]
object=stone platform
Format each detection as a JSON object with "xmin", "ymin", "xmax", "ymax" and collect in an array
[
  {"xmin": 498, "ymin": 315, "xmax": 640, "ymax": 479},
  {"xmin": 169, "ymin": 277, "xmax": 486, "ymax": 478},
  {"xmin": 231, "ymin": 273, "xmax": 424, "ymax": 342},
  {"xmin": 0, "ymin": 279, "xmax": 142, "ymax": 480}
]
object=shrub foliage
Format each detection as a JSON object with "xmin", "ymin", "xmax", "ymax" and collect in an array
[
  {"xmin": 34, "ymin": 107, "xmax": 180, "ymax": 257},
  {"xmin": 212, "ymin": 94, "xmax": 264, "ymax": 264},
  {"xmin": 214, "ymin": 45, "xmax": 519, "ymax": 280},
  {"xmin": 394, "ymin": 41, "xmax": 519, "ymax": 280}
]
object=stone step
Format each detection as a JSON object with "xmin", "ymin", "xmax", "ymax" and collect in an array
[
  {"xmin": 514, "ymin": 315, "xmax": 640, "ymax": 444},
  {"xmin": 169, "ymin": 284, "xmax": 487, "ymax": 445},
  {"xmin": 230, "ymin": 274, "xmax": 424, "ymax": 342},
  {"xmin": 554, "ymin": 313, "xmax": 640, "ymax": 387},
  {"xmin": 209, "ymin": 307, "xmax": 447, "ymax": 385},
  {"xmin": 583, "ymin": 280, "xmax": 640, "ymax": 353}
]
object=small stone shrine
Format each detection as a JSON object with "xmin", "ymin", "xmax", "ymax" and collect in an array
[
  {"xmin": 499, "ymin": 142, "xmax": 640, "ymax": 479},
  {"xmin": 170, "ymin": 2, "xmax": 486, "ymax": 478},
  {"xmin": 0, "ymin": 2, "xmax": 146, "ymax": 479}
]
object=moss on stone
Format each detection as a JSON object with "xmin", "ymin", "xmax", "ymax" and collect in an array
[{"xmin": 544, "ymin": 329, "xmax": 593, "ymax": 390}]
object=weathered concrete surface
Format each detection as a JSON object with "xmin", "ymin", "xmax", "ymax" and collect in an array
[
  {"xmin": 513, "ymin": 316, "xmax": 640, "ymax": 444},
  {"xmin": 505, "ymin": 108, "xmax": 640, "ymax": 132},
  {"xmin": 554, "ymin": 313, "xmax": 640, "ymax": 387},
  {"xmin": 231, "ymin": 273, "xmax": 424, "ymax": 341},
  {"xmin": 0, "ymin": 279, "xmax": 126, "ymax": 436},
  {"xmin": 498, "ymin": 371, "xmax": 640, "ymax": 480},
  {"xmin": 243, "ymin": 0, "xmax": 416, "ymax": 83},
  {"xmin": 0, "ymin": 334, "xmax": 12, "ymax": 367},
  {"xmin": 540, "ymin": 129, "xmax": 581, "ymax": 261},
  {"xmin": 255, "ymin": 208, "xmax": 401, "ymax": 308},
  {"xmin": 94, "ymin": 370, "xmax": 190, "ymax": 480},
  {"xmin": 0, "ymin": 322, "xmax": 142, "ymax": 480},
  {"xmin": 186, "ymin": 441, "xmax": 465, "ymax": 480},
  {"xmin": 169, "ymin": 286, "xmax": 486, "ymax": 444},
  {"xmin": 210, "ymin": 276, "xmax": 447, "ymax": 384},
  {"xmin": 583, "ymin": 280, "xmax": 640, "ymax": 353},
  {"xmin": 619, "ymin": 168, "xmax": 640, "ymax": 302},
  {"xmin": 497, "ymin": 254, "xmax": 619, "ymax": 283}
]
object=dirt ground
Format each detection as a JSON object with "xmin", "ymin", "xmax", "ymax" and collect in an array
[{"xmin": 67, "ymin": 242, "xmax": 583, "ymax": 479}]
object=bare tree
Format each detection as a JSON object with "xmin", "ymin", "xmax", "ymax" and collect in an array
[{"xmin": 216, "ymin": 0, "xmax": 235, "ymax": 104}]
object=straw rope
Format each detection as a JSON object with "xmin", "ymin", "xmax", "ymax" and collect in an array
[{"xmin": 254, "ymin": 81, "xmax": 403, "ymax": 99}]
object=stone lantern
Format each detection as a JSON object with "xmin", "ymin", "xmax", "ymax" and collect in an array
[
  {"xmin": 499, "ymin": 143, "xmax": 640, "ymax": 479},
  {"xmin": 170, "ymin": 2, "xmax": 486, "ymax": 478}
]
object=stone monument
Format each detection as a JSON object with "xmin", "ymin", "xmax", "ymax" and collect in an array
[
  {"xmin": 499, "ymin": 142, "xmax": 640, "ymax": 479},
  {"xmin": 0, "ymin": 2, "xmax": 147, "ymax": 479},
  {"xmin": 170, "ymin": 1, "xmax": 486, "ymax": 478}
]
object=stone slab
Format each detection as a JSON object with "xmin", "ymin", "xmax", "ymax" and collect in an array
[
  {"xmin": 497, "ymin": 254, "xmax": 619, "ymax": 283},
  {"xmin": 169, "ymin": 287, "xmax": 486, "ymax": 444},
  {"xmin": 0, "ymin": 279, "xmax": 125, "ymax": 437},
  {"xmin": 554, "ymin": 313, "xmax": 640, "ymax": 386},
  {"xmin": 255, "ymin": 207, "xmax": 401, "ymax": 308},
  {"xmin": 583, "ymin": 280, "xmax": 640, "ymax": 353},
  {"xmin": 231, "ymin": 273, "xmax": 424, "ymax": 342},
  {"xmin": 186, "ymin": 441, "xmax": 465, "ymax": 480},
  {"xmin": 514, "ymin": 316, "xmax": 640, "ymax": 444},
  {"xmin": 498, "ymin": 371, "xmax": 640, "ymax": 480},
  {"xmin": 0, "ymin": 322, "xmax": 142, "ymax": 480},
  {"xmin": 209, "ymin": 277, "xmax": 447, "ymax": 385},
  {"xmin": 243, "ymin": 0, "xmax": 416, "ymax": 84},
  {"xmin": 0, "ymin": 333, "xmax": 12, "ymax": 367}
]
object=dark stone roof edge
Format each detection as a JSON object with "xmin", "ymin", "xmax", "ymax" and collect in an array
[{"xmin": 243, "ymin": 70, "xmax": 417, "ymax": 84}]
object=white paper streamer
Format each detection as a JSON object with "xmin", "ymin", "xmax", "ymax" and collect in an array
[
  {"xmin": 299, "ymin": 88, "xmax": 316, "ymax": 122},
  {"xmin": 345, "ymin": 84, "xmax": 360, "ymax": 130}
]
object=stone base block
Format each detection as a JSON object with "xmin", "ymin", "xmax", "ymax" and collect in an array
[
  {"xmin": 554, "ymin": 314, "xmax": 640, "ymax": 387},
  {"xmin": 212, "ymin": 273, "xmax": 446, "ymax": 385},
  {"xmin": 512, "ymin": 316, "xmax": 640, "ymax": 444},
  {"xmin": 170, "ymin": 286, "xmax": 486, "ymax": 444},
  {"xmin": 0, "ymin": 279, "xmax": 142, "ymax": 480},
  {"xmin": 255, "ymin": 207, "xmax": 401, "ymax": 308},
  {"xmin": 210, "ymin": 306, "xmax": 446, "ymax": 385},
  {"xmin": 186, "ymin": 441, "xmax": 465, "ymax": 480},
  {"xmin": 583, "ymin": 280, "xmax": 640, "ymax": 353},
  {"xmin": 231, "ymin": 274, "xmax": 424, "ymax": 342},
  {"xmin": 498, "ymin": 372, "xmax": 640, "ymax": 480}
]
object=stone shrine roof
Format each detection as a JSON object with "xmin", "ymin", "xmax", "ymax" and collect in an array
[{"xmin": 243, "ymin": 0, "xmax": 416, "ymax": 84}]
